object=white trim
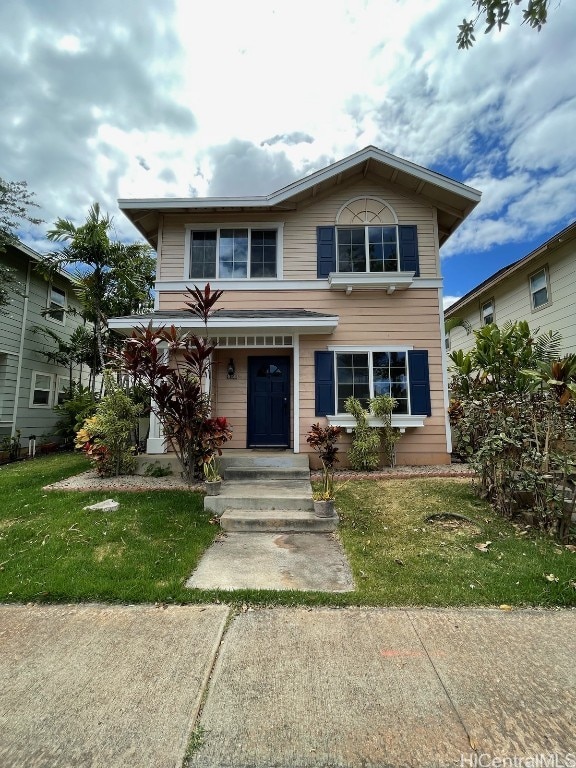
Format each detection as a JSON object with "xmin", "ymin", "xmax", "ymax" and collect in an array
[
  {"xmin": 110, "ymin": 314, "xmax": 339, "ymax": 335},
  {"xmin": 328, "ymin": 345, "xmax": 414, "ymax": 352},
  {"xmin": 336, "ymin": 223, "xmax": 400, "ymax": 274},
  {"xmin": 328, "ymin": 272, "xmax": 414, "ymax": 292},
  {"xmin": 293, "ymin": 334, "xmax": 300, "ymax": 453},
  {"xmin": 327, "ymin": 414, "xmax": 425, "ymax": 431},
  {"xmin": 335, "ymin": 196, "xmax": 398, "ymax": 225},
  {"xmin": 12, "ymin": 260, "xmax": 32, "ymax": 436},
  {"xmin": 47, "ymin": 283, "xmax": 67, "ymax": 325},
  {"xmin": 30, "ymin": 371, "xmax": 55, "ymax": 408},
  {"xmin": 153, "ymin": 277, "xmax": 442, "ymax": 292},
  {"xmin": 184, "ymin": 222, "xmax": 284, "ymax": 281},
  {"xmin": 438, "ymin": 286, "xmax": 452, "ymax": 454},
  {"xmin": 529, "ymin": 265, "xmax": 551, "ymax": 311}
]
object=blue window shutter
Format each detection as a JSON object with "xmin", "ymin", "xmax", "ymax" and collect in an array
[
  {"xmin": 317, "ymin": 227, "xmax": 336, "ymax": 278},
  {"xmin": 399, "ymin": 225, "xmax": 419, "ymax": 276},
  {"xmin": 315, "ymin": 351, "xmax": 335, "ymax": 416},
  {"xmin": 408, "ymin": 350, "xmax": 431, "ymax": 416}
]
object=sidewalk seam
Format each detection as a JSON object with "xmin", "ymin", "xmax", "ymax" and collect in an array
[
  {"xmin": 406, "ymin": 610, "xmax": 479, "ymax": 755},
  {"xmin": 179, "ymin": 606, "xmax": 235, "ymax": 768}
]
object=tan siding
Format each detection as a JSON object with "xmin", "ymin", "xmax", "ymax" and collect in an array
[
  {"xmin": 157, "ymin": 175, "xmax": 439, "ymax": 282},
  {"xmin": 169, "ymin": 288, "xmax": 448, "ymax": 464}
]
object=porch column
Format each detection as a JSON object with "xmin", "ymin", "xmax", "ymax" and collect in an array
[
  {"xmin": 293, "ymin": 334, "xmax": 300, "ymax": 453},
  {"xmin": 146, "ymin": 409, "xmax": 166, "ymax": 454},
  {"xmin": 147, "ymin": 345, "xmax": 167, "ymax": 454}
]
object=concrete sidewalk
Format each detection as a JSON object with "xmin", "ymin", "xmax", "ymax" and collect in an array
[{"xmin": 0, "ymin": 604, "xmax": 574, "ymax": 768}]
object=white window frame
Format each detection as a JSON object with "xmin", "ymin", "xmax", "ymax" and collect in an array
[
  {"xmin": 184, "ymin": 222, "xmax": 284, "ymax": 281},
  {"xmin": 529, "ymin": 267, "xmax": 551, "ymax": 311},
  {"xmin": 336, "ymin": 225, "xmax": 400, "ymax": 274},
  {"xmin": 481, "ymin": 298, "xmax": 495, "ymax": 326},
  {"xmin": 332, "ymin": 347, "xmax": 412, "ymax": 416},
  {"xmin": 445, "ymin": 332, "xmax": 451, "ymax": 351},
  {"xmin": 47, "ymin": 284, "xmax": 67, "ymax": 324},
  {"xmin": 56, "ymin": 375, "xmax": 69, "ymax": 405},
  {"xmin": 30, "ymin": 371, "xmax": 55, "ymax": 408}
]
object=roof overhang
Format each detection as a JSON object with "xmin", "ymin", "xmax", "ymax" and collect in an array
[
  {"xmin": 109, "ymin": 311, "xmax": 339, "ymax": 337},
  {"xmin": 119, "ymin": 146, "xmax": 481, "ymax": 249},
  {"xmin": 445, "ymin": 221, "xmax": 576, "ymax": 318}
]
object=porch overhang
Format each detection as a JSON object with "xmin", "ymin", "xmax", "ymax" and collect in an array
[{"xmin": 109, "ymin": 309, "xmax": 339, "ymax": 336}]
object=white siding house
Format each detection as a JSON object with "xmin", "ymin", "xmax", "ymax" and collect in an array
[{"xmin": 446, "ymin": 223, "xmax": 576, "ymax": 357}]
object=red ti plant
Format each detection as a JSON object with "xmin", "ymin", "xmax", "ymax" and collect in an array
[
  {"xmin": 116, "ymin": 284, "xmax": 232, "ymax": 484},
  {"xmin": 306, "ymin": 423, "xmax": 342, "ymax": 499}
]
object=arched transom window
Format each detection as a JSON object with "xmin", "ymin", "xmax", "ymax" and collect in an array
[{"xmin": 335, "ymin": 197, "xmax": 399, "ymax": 273}]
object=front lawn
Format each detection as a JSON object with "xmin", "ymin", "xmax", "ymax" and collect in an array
[
  {"xmin": 0, "ymin": 454, "xmax": 216, "ymax": 603},
  {"xmin": 0, "ymin": 455, "xmax": 574, "ymax": 607}
]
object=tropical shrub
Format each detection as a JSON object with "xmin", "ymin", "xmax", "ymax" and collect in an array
[
  {"xmin": 115, "ymin": 284, "xmax": 232, "ymax": 483},
  {"xmin": 344, "ymin": 395, "xmax": 401, "ymax": 471},
  {"xmin": 76, "ymin": 372, "xmax": 141, "ymax": 476},
  {"xmin": 306, "ymin": 422, "xmax": 342, "ymax": 499},
  {"xmin": 54, "ymin": 384, "xmax": 98, "ymax": 443},
  {"xmin": 449, "ymin": 321, "xmax": 576, "ymax": 542}
]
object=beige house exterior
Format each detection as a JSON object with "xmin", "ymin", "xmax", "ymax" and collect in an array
[
  {"xmin": 445, "ymin": 222, "xmax": 576, "ymax": 358},
  {"xmin": 110, "ymin": 146, "xmax": 480, "ymax": 466}
]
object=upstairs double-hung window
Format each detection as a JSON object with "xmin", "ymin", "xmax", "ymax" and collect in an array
[
  {"xmin": 337, "ymin": 226, "xmax": 399, "ymax": 273},
  {"xmin": 189, "ymin": 227, "xmax": 278, "ymax": 280}
]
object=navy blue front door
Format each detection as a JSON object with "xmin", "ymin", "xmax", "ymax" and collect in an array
[{"xmin": 247, "ymin": 356, "xmax": 290, "ymax": 448}]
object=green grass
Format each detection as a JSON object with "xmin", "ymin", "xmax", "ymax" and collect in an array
[
  {"xmin": 0, "ymin": 453, "xmax": 216, "ymax": 603},
  {"xmin": 0, "ymin": 456, "xmax": 574, "ymax": 607}
]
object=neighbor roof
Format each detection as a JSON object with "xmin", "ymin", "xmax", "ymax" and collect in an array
[
  {"xmin": 119, "ymin": 146, "xmax": 481, "ymax": 249},
  {"xmin": 445, "ymin": 221, "xmax": 576, "ymax": 318}
]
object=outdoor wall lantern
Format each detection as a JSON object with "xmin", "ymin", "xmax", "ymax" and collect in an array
[{"xmin": 227, "ymin": 358, "xmax": 237, "ymax": 379}]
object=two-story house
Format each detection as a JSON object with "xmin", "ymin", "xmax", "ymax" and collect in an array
[
  {"xmin": 445, "ymin": 222, "xmax": 576, "ymax": 357},
  {"xmin": 109, "ymin": 146, "xmax": 481, "ymax": 466},
  {"xmin": 0, "ymin": 240, "xmax": 90, "ymax": 445}
]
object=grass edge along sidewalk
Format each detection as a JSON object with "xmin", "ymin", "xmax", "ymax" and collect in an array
[{"xmin": 0, "ymin": 453, "xmax": 574, "ymax": 607}]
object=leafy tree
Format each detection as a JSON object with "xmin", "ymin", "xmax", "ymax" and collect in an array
[
  {"xmin": 0, "ymin": 177, "xmax": 42, "ymax": 313},
  {"xmin": 32, "ymin": 324, "xmax": 95, "ymax": 391},
  {"xmin": 0, "ymin": 177, "xmax": 42, "ymax": 252},
  {"xmin": 444, "ymin": 316, "xmax": 471, "ymax": 335},
  {"xmin": 38, "ymin": 203, "xmax": 154, "ymax": 374},
  {"xmin": 457, "ymin": 0, "xmax": 552, "ymax": 49}
]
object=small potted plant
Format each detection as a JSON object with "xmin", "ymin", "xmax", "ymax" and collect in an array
[
  {"xmin": 203, "ymin": 455, "xmax": 222, "ymax": 495},
  {"xmin": 306, "ymin": 422, "xmax": 342, "ymax": 517}
]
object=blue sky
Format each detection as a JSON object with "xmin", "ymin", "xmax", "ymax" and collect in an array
[{"xmin": 1, "ymin": 0, "xmax": 574, "ymax": 308}]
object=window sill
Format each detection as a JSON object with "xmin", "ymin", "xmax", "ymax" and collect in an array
[
  {"xmin": 327, "ymin": 414, "xmax": 426, "ymax": 433},
  {"xmin": 328, "ymin": 272, "xmax": 415, "ymax": 293}
]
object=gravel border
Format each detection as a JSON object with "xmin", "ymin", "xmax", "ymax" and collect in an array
[
  {"xmin": 44, "ymin": 469, "xmax": 203, "ymax": 492},
  {"xmin": 45, "ymin": 464, "xmax": 474, "ymax": 492}
]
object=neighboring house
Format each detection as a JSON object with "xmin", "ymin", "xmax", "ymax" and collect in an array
[
  {"xmin": 445, "ymin": 222, "xmax": 576, "ymax": 357},
  {"xmin": 109, "ymin": 146, "xmax": 481, "ymax": 465},
  {"xmin": 0, "ymin": 240, "xmax": 88, "ymax": 443}
]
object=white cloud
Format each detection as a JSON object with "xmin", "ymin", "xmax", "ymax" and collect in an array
[
  {"xmin": 0, "ymin": 0, "xmax": 574, "ymax": 280},
  {"xmin": 443, "ymin": 295, "xmax": 461, "ymax": 311}
]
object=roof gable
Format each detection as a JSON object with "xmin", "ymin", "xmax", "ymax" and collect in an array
[{"xmin": 119, "ymin": 146, "xmax": 481, "ymax": 248}]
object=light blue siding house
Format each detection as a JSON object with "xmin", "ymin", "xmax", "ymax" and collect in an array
[{"xmin": 0, "ymin": 240, "xmax": 90, "ymax": 448}]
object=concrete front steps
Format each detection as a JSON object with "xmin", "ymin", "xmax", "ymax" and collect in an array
[{"xmin": 204, "ymin": 451, "xmax": 338, "ymax": 533}]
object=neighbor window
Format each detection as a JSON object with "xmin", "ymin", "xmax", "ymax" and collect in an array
[
  {"xmin": 189, "ymin": 227, "xmax": 278, "ymax": 279},
  {"xmin": 481, "ymin": 299, "xmax": 494, "ymax": 325},
  {"xmin": 48, "ymin": 285, "xmax": 66, "ymax": 322},
  {"xmin": 530, "ymin": 268, "xmax": 550, "ymax": 309},
  {"xmin": 337, "ymin": 226, "xmax": 398, "ymax": 273},
  {"xmin": 31, "ymin": 372, "xmax": 53, "ymax": 407},
  {"xmin": 335, "ymin": 351, "xmax": 408, "ymax": 414},
  {"xmin": 445, "ymin": 332, "xmax": 451, "ymax": 351},
  {"xmin": 56, "ymin": 375, "xmax": 69, "ymax": 405}
]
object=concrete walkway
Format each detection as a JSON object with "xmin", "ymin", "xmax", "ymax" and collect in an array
[{"xmin": 0, "ymin": 604, "xmax": 575, "ymax": 768}]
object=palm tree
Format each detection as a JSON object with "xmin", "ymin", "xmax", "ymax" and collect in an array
[
  {"xmin": 37, "ymin": 203, "xmax": 154, "ymax": 374},
  {"xmin": 444, "ymin": 316, "xmax": 472, "ymax": 335}
]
